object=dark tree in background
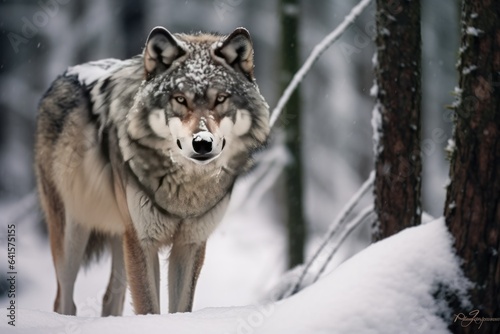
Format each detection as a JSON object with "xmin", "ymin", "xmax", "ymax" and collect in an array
[
  {"xmin": 445, "ymin": 1, "xmax": 500, "ymax": 332},
  {"xmin": 279, "ymin": 0, "xmax": 305, "ymax": 268},
  {"xmin": 118, "ymin": 0, "xmax": 146, "ymax": 58},
  {"xmin": 373, "ymin": 0, "xmax": 422, "ymax": 241}
]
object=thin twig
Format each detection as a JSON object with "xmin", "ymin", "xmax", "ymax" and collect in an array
[
  {"xmin": 311, "ymin": 204, "xmax": 376, "ymax": 284},
  {"xmin": 284, "ymin": 171, "xmax": 375, "ymax": 297}
]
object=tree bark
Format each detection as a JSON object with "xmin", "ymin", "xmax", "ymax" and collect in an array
[
  {"xmin": 373, "ymin": 0, "xmax": 422, "ymax": 241},
  {"xmin": 445, "ymin": 1, "xmax": 500, "ymax": 332},
  {"xmin": 279, "ymin": 0, "xmax": 305, "ymax": 268}
]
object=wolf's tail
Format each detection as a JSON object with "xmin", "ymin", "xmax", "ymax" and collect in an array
[{"xmin": 82, "ymin": 231, "xmax": 110, "ymax": 267}]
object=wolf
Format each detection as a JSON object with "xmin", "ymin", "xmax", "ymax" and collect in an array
[{"xmin": 35, "ymin": 26, "xmax": 270, "ymax": 316}]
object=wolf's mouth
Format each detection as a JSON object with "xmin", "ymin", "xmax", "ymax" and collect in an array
[
  {"xmin": 189, "ymin": 152, "xmax": 222, "ymax": 165},
  {"xmin": 192, "ymin": 155, "xmax": 212, "ymax": 162}
]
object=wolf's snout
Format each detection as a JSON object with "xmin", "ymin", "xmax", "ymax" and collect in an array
[
  {"xmin": 192, "ymin": 131, "xmax": 214, "ymax": 155},
  {"xmin": 193, "ymin": 138, "xmax": 212, "ymax": 154}
]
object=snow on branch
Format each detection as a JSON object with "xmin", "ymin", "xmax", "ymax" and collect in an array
[{"xmin": 269, "ymin": 0, "xmax": 374, "ymax": 127}]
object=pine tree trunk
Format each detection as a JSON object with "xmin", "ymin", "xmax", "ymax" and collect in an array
[
  {"xmin": 373, "ymin": 0, "xmax": 422, "ymax": 241},
  {"xmin": 280, "ymin": 0, "xmax": 305, "ymax": 268},
  {"xmin": 445, "ymin": 1, "xmax": 500, "ymax": 332}
]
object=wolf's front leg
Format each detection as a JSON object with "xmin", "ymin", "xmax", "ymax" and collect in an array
[
  {"xmin": 102, "ymin": 235, "xmax": 127, "ymax": 316},
  {"xmin": 123, "ymin": 227, "xmax": 160, "ymax": 314},
  {"xmin": 168, "ymin": 241, "xmax": 206, "ymax": 313}
]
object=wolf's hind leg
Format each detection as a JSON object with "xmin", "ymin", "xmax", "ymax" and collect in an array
[
  {"xmin": 168, "ymin": 241, "xmax": 206, "ymax": 313},
  {"xmin": 56, "ymin": 215, "xmax": 91, "ymax": 315},
  {"xmin": 102, "ymin": 235, "xmax": 127, "ymax": 316},
  {"xmin": 37, "ymin": 177, "xmax": 65, "ymax": 313}
]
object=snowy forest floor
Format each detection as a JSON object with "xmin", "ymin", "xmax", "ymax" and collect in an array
[{"xmin": 1, "ymin": 186, "xmax": 468, "ymax": 334}]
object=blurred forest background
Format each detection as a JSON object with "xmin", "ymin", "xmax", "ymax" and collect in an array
[
  {"xmin": 0, "ymin": 0, "xmax": 460, "ymax": 309},
  {"xmin": 0, "ymin": 0, "xmax": 459, "ymax": 229}
]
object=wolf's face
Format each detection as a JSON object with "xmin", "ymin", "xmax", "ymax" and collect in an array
[
  {"xmin": 166, "ymin": 88, "xmax": 251, "ymax": 165},
  {"xmin": 128, "ymin": 27, "xmax": 269, "ymax": 172}
]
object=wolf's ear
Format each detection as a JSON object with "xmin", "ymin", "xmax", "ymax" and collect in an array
[
  {"xmin": 214, "ymin": 27, "xmax": 254, "ymax": 82},
  {"xmin": 144, "ymin": 27, "xmax": 186, "ymax": 78}
]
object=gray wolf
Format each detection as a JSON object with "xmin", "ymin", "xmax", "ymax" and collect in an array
[{"xmin": 35, "ymin": 26, "xmax": 270, "ymax": 315}]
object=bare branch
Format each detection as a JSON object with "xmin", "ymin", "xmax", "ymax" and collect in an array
[
  {"xmin": 278, "ymin": 171, "xmax": 375, "ymax": 299},
  {"xmin": 311, "ymin": 205, "xmax": 376, "ymax": 284}
]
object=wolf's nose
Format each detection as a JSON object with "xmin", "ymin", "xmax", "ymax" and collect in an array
[{"xmin": 192, "ymin": 132, "xmax": 214, "ymax": 155}]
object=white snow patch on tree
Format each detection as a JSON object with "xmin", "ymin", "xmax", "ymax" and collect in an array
[
  {"xmin": 370, "ymin": 51, "xmax": 384, "ymax": 156},
  {"xmin": 445, "ymin": 138, "xmax": 456, "ymax": 155},
  {"xmin": 369, "ymin": 80, "xmax": 378, "ymax": 97},
  {"xmin": 371, "ymin": 101, "xmax": 383, "ymax": 155},
  {"xmin": 462, "ymin": 65, "xmax": 477, "ymax": 75},
  {"xmin": 465, "ymin": 27, "xmax": 483, "ymax": 36}
]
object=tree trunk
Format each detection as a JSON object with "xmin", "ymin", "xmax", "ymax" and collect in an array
[
  {"xmin": 445, "ymin": 1, "xmax": 500, "ymax": 332},
  {"xmin": 373, "ymin": 0, "xmax": 422, "ymax": 241},
  {"xmin": 119, "ymin": 0, "xmax": 145, "ymax": 58},
  {"xmin": 279, "ymin": 0, "xmax": 305, "ymax": 268}
]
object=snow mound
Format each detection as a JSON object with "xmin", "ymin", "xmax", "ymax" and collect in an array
[
  {"xmin": 3, "ymin": 218, "xmax": 467, "ymax": 334},
  {"xmin": 262, "ymin": 217, "xmax": 469, "ymax": 334}
]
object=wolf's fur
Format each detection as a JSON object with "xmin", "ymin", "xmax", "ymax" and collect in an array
[{"xmin": 35, "ymin": 27, "xmax": 270, "ymax": 315}]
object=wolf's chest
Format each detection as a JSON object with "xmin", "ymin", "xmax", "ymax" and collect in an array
[
  {"xmin": 125, "ymin": 173, "xmax": 232, "ymax": 246},
  {"xmin": 140, "ymin": 165, "xmax": 234, "ymax": 219}
]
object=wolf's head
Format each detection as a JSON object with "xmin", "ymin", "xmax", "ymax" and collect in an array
[{"xmin": 128, "ymin": 27, "xmax": 269, "ymax": 174}]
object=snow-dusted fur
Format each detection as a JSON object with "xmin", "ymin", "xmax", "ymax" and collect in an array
[{"xmin": 35, "ymin": 27, "xmax": 269, "ymax": 316}]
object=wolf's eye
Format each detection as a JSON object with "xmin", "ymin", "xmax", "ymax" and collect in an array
[
  {"xmin": 215, "ymin": 95, "xmax": 227, "ymax": 105},
  {"xmin": 174, "ymin": 96, "xmax": 187, "ymax": 105}
]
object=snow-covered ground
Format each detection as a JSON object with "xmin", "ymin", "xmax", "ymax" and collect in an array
[{"xmin": 1, "ymin": 214, "xmax": 468, "ymax": 333}]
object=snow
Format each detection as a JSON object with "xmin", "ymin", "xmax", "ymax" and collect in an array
[
  {"xmin": 2, "ymin": 218, "xmax": 469, "ymax": 333},
  {"xmin": 465, "ymin": 27, "xmax": 483, "ymax": 36},
  {"xmin": 262, "ymin": 218, "xmax": 469, "ymax": 334},
  {"xmin": 269, "ymin": 0, "xmax": 374, "ymax": 127},
  {"xmin": 369, "ymin": 80, "xmax": 378, "ymax": 96},
  {"xmin": 371, "ymin": 101, "xmax": 383, "ymax": 155},
  {"xmin": 193, "ymin": 131, "xmax": 213, "ymax": 142},
  {"xmin": 461, "ymin": 65, "xmax": 477, "ymax": 75},
  {"xmin": 371, "ymin": 51, "xmax": 384, "ymax": 156},
  {"xmin": 445, "ymin": 138, "xmax": 456, "ymax": 155},
  {"xmin": 66, "ymin": 58, "xmax": 124, "ymax": 86},
  {"xmin": 381, "ymin": 27, "xmax": 391, "ymax": 36}
]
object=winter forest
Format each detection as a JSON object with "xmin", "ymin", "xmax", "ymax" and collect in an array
[{"xmin": 0, "ymin": 0, "xmax": 499, "ymax": 333}]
